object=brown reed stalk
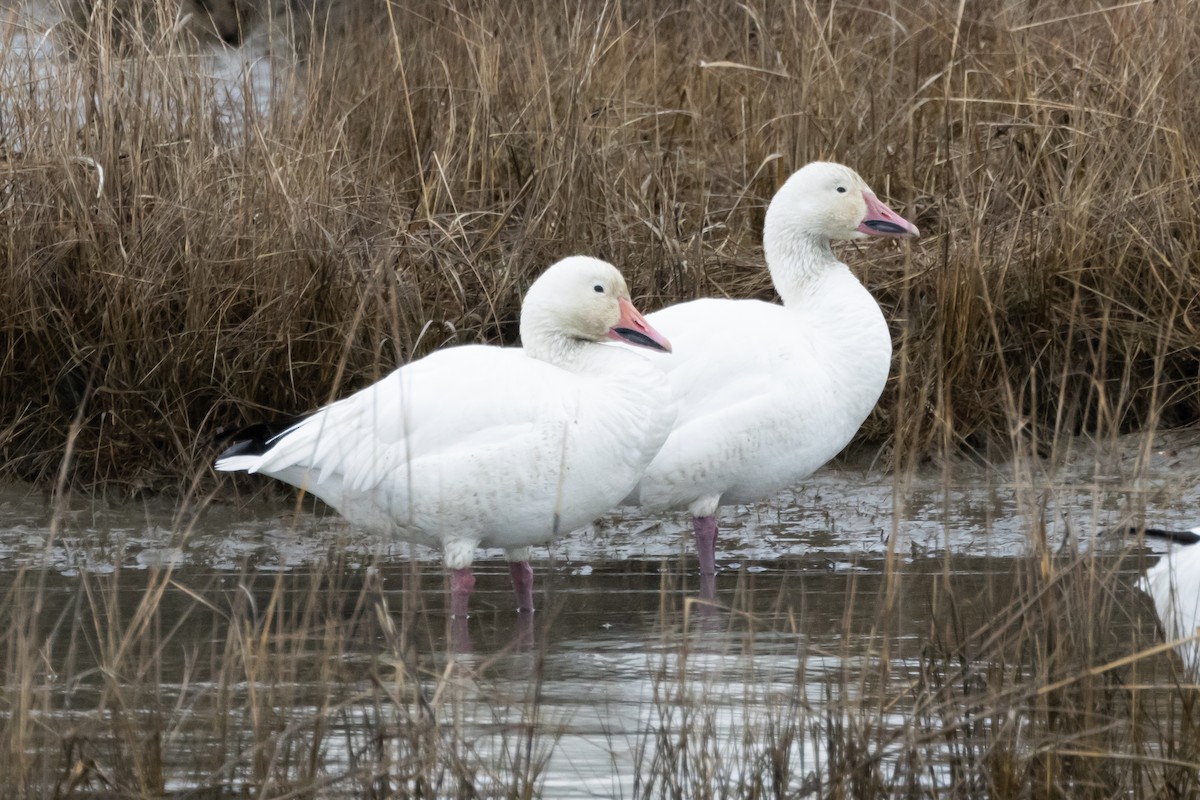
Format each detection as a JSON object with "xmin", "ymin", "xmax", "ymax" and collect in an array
[{"xmin": 0, "ymin": 0, "xmax": 1194, "ymax": 490}]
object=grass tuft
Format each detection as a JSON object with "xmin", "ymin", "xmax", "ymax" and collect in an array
[{"xmin": 0, "ymin": 0, "xmax": 1196, "ymax": 489}]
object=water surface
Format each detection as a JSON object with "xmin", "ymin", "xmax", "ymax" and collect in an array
[{"xmin": 1, "ymin": 430, "xmax": 1197, "ymax": 796}]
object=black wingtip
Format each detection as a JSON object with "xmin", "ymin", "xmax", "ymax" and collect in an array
[
  {"xmin": 1122, "ymin": 526, "xmax": 1200, "ymax": 546},
  {"xmin": 213, "ymin": 417, "xmax": 303, "ymax": 460}
]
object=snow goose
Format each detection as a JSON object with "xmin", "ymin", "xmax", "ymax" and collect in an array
[
  {"xmin": 627, "ymin": 162, "xmax": 919, "ymax": 588},
  {"xmin": 1128, "ymin": 526, "xmax": 1200, "ymax": 675},
  {"xmin": 216, "ymin": 256, "xmax": 675, "ymax": 619}
]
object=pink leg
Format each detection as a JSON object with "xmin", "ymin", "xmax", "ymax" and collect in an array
[
  {"xmin": 693, "ymin": 515, "xmax": 718, "ymax": 576},
  {"xmin": 509, "ymin": 561, "xmax": 535, "ymax": 612},
  {"xmin": 450, "ymin": 567, "xmax": 476, "ymax": 619},
  {"xmin": 450, "ymin": 615, "xmax": 473, "ymax": 654},
  {"xmin": 511, "ymin": 610, "xmax": 535, "ymax": 651}
]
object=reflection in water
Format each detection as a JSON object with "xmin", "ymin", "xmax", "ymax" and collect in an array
[
  {"xmin": 0, "ymin": 519, "xmax": 1177, "ymax": 796},
  {"xmin": 0, "ymin": 557, "xmax": 927, "ymax": 794},
  {"xmin": 1, "ymin": 429, "xmax": 1199, "ymax": 795}
]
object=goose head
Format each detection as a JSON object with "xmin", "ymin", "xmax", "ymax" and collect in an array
[
  {"xmin": 521, "ymin": 256, "xmax": 672, "ymax": 363},
  {"xmin": 765, "ymin": 161, "xmax": 920, "ymax": 248}
]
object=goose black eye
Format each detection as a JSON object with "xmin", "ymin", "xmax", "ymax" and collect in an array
[
  {"xmin": 836, "ymin": 186, "xmax": 846, "ymax": 193},
  {"xmin": 593, "ymin": 284, "xmax": 604, "ymax": 293}
]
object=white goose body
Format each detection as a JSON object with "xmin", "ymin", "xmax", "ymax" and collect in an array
[
  {"xmin": 626, "ymin": 162, "xmax": 919, "ymax": 583},
  {"xmin": 1136, "ymin": 527, "xmax": 1200, "ymax": 674},
  {"xmin": 634, "ymin": 271, "xmax": 891, "ymax": 514},
  {"xmin": 217, "ymin": 256, "xmax": 675, "ymax": 617},
  {"xmin": 227, "ymin": 345, "xmax": 672, "ymax": 554}
]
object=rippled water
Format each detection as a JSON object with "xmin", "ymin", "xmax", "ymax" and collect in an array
[
  {"xmin": 5, "ymin": 429, "xmax": 1199, "ymax": 576},
  {"xmin": 1, "ymin": 431, "xmax": 1196, "ymax": 795},
  {"xmin": 5, "ymin": 550, "xmax": 1014, "ymax": 796}
]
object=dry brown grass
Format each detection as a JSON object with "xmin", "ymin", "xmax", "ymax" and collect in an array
[
  {"xmin": 629, "ymin": 542, "xmax": 1200, "ymax": 799},
  {"xmin": 3, "ymin": 506, "xmax": 1198, "ymax": 798},
  {"xmin": 3, "ymin": 3, "xmax": 1200, "ymax": 794},
  {"xmin": 0, "ymin": 0, "xmax": 1197, "ymax": 491}
]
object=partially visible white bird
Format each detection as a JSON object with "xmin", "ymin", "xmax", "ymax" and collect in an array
[
  {"xmin": 1131, "ymin": 526, "xmax": 1200, "ymax": 675},
  {"xmin": 625, "ymin": 162, "xmax": 919, "ymax": 586},
  {"xmin": 216, "ymin": 256, "xmax": 676, "ymax": 619}
]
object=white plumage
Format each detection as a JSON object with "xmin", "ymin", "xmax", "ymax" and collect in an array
[
  {"xmin": 625, "ymin": 162, "xmax": 919, "ymax": 585},
  {"xmin": 217, "ymin": 256, "xmax": 675, "ymax": 617},
  {"xmin": 1136, "ymin": 527, "xmax": 1200, "ymax": 675}
]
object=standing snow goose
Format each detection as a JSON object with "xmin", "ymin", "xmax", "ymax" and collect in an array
[
  {"xmin": 626, "ymin": 162, "xmax": 919, "ymax": 589},
  {"xmin": 216, "ymin": 256, "xmax": 675, "ymax": 619},
  {"xmin": 1128, "ymin": 526, "xmax": 1200, "ymax": 675}
]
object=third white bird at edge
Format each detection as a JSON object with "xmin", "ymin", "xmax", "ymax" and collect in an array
[{"xmin": 1129, "ymin": 526, "xmax": 1200, "ymax": 675}]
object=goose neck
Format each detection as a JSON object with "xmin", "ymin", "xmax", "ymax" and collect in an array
[
  {"xmin": 521, "ymin": 328, "xmax": 589, "ymax": 369},
  {"xmin": 764, "ymin": 231, "xmax": 839, "ymax": 306}
]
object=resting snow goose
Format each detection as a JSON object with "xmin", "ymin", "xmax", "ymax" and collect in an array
[
  {"xmin": 1129, "ymin": 526, "xmax": 1200, "ymax": 675},
  {"xmin": 627, "ymin": 162, "xmax": 919, "ymax": 587},
  {"xmin": 216, "ymin": 256, "xmax": 675, "ymax": 619}
]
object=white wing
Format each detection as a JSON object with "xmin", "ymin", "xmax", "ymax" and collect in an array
[
  {"xmin": 1140, "ymin": 543, "xmax": 1200, "ymax": 674},
  {"xmin": 219, "ymin": 344, "xmax": 670, "ymax": 547},
  {"xmin": 636, "ymin": 299, "xmax": 853, "ymax": 507}
]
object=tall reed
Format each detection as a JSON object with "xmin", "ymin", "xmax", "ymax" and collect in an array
[
  {"xmin": 3, "ymin": 506, "xmax": 1198, "ymax": 798},
  {"xmin": 0, "ymin": 0, "xmax": 1196, "ymax": 489}
]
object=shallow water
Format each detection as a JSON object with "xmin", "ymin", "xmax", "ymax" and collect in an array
[
  {"xmin": 5, "ymin": 429, "xmax": 1200, "ymax": 575},
  {"xmin": 1, "ymin": 550, "xmax": 1025, "ymax": 796},
  {"xmin": 2, "ymin": 430, "xmax": 1199, "ymax": 795}
]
